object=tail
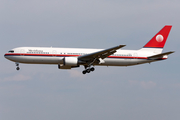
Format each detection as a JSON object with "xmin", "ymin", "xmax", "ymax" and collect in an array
[{"xmin": 140, "ymin": 25, "xmax": 172, "ymax": 53}]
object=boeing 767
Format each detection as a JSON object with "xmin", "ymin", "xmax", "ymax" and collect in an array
[{"xmin": 4, "ymin": 25, "xmax": 174, "ymax": 74}]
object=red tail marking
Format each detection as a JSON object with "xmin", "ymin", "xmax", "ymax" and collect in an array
[{"xmin": 144, "ymin": 25, "xmax": 172, "ymax": 48}]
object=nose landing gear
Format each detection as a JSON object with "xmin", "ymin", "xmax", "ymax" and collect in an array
[{"xmin": 15, "ymin": 62, "xmax": 20, "ymax": 71}]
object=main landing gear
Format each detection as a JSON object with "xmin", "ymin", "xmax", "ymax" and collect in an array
[
  {"xmin": 15, "ymin": 62, "xmax": 20, "ymax": 71},
  {"xmin": 82, "ymin": 58, "xmax": 98, "ymax": 74},
  {"xmin": 82, "ymin": 66, "xmax": 95, "ymax": 74}
]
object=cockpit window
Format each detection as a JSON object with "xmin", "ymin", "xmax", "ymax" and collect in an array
[{"xmin": 8, "ymin": 50, "xmax": 14, "ymax": 53}]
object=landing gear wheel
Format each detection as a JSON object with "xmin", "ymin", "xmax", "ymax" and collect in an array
[
  {"xmin": 82, "ymin": 70, "xmax": 87, "ymax": 74},
  {"xmin": 87, "ymin": 69, "xmax": 91, "ymax": 73},
  {"xmin": 82, "ymin": 65, "xmax": 95, "ymax": 74},
  {"xmin": 90, "ymin": 67, "xmax": 95, "ymax": 71},
  {"xmin": 15, "ymin": 62, "xmax": 20, "ymax": 71},
  {"xmin": 16, "ymin": 67, "xmax": 20, "ymax": 71}
]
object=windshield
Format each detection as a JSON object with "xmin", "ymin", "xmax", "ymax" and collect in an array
[{"xmin": 8, "ymin": 50, "xmax": 14, "ymax": 53}]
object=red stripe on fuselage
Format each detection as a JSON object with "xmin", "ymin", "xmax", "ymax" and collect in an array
[
  {"xmin": 4, "ymin": 53, "xmax": 166, "ymax": 60},
  {"xmin": 4, "ymin": 53, "xmax": 145, "ymax": 59}
]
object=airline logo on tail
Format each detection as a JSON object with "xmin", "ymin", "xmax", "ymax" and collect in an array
[{"xmin": 143, "ymin": 25, "xmax": 172, "ymax": 48}]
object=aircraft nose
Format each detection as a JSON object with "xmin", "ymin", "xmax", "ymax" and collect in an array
[{"xmin": 4, "ymin": 53, "xmax": 8, "ymax": 59}]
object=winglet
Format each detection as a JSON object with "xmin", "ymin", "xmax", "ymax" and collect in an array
[{"xmin": 144, "ymin": 25, "xmax": 172, "ymax": 48}]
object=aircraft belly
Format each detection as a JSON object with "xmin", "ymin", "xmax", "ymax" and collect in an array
[
  {"xmin": 7, "ymin": 56, "xmax": 64, "ymax": 64},
  {"xmin": 102, "ymin": 58, "xmax": 149, "ymax": 66}
]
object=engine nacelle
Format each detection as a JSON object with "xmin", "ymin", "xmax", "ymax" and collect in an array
[
  {"xmin": 63, "ymin": 57, "xmax": 78, "ymax": 66},
  {"xmin": 58, "ymin": 57, "xmax": 79, "ymax": 69}
]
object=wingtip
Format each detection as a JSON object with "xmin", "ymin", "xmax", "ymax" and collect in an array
[{"xmin": 119, "ymin": 45, "xmax": 126, "ymax": 47}]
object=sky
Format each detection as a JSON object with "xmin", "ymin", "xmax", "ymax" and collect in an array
[{"xmin": 0, "ymin": 0, "xmax": 180, "ymax": 120}]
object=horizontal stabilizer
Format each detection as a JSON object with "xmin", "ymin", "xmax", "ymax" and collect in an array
[{"xmin": 148, "ymin": 51, "xmax": 175, "ymax": 59}]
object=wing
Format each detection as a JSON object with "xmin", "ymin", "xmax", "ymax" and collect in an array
[
  {"xmin": 78, "ymin": 45, "xmax": 126, "ymax": 65},
  {"xmin": 148, "ymin": 51, "xmax": 175, "ymax": 60}
]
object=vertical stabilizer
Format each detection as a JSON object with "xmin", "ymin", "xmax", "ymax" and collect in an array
[
  {"xmin": 140, "ymin": 25, "xmax": 172, "ymax": 53},
  {"xmin": 144, "ymin": 25, "xmax": 172, "ymax": 48}
]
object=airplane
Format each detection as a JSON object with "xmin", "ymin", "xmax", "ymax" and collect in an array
[{"xmin": 4, "ymin": 25, "xmax": 174, "ymax": 74}]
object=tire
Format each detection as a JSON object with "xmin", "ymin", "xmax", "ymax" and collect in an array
[
  {"xmin": 16, "ymin": 67, "xmax": 20, "ymax": 70},
  {"xmin": 87, "ymin": 69, "xmax": 90, "ymax": 73},
  {"xmin": 90, "ymin": 67, "xmax": 95, "ymax": 71},
  {"xmin": 82, "ymin": 70, "xmax": 86, "ymax": 74}
]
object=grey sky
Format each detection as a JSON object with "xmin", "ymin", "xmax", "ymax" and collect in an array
[{"xmin": 0, "ymin": 0, "xmax": 180, "ymax": 120}]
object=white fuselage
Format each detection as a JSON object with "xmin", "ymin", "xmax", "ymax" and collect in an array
[{"xmin": 4, "ymin": 47, "xmax": 165, "ymax": 67}]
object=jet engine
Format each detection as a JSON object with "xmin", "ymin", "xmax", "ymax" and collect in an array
[
  {"xmin": 63, "ymin": 57, "xmax": 78, "ymax": 66},
  {"xmin": 58, "ymin": 57, "xmax": 79, "ymax": 69}
]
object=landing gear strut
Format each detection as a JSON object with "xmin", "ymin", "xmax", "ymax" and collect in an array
[
  {"xmin": 82, "ymin": 66, "xmax": 95, "ymax": 74},
  {"xmin": 15, "ymin": 62, "xmax": 20, "ymax": 71}
]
